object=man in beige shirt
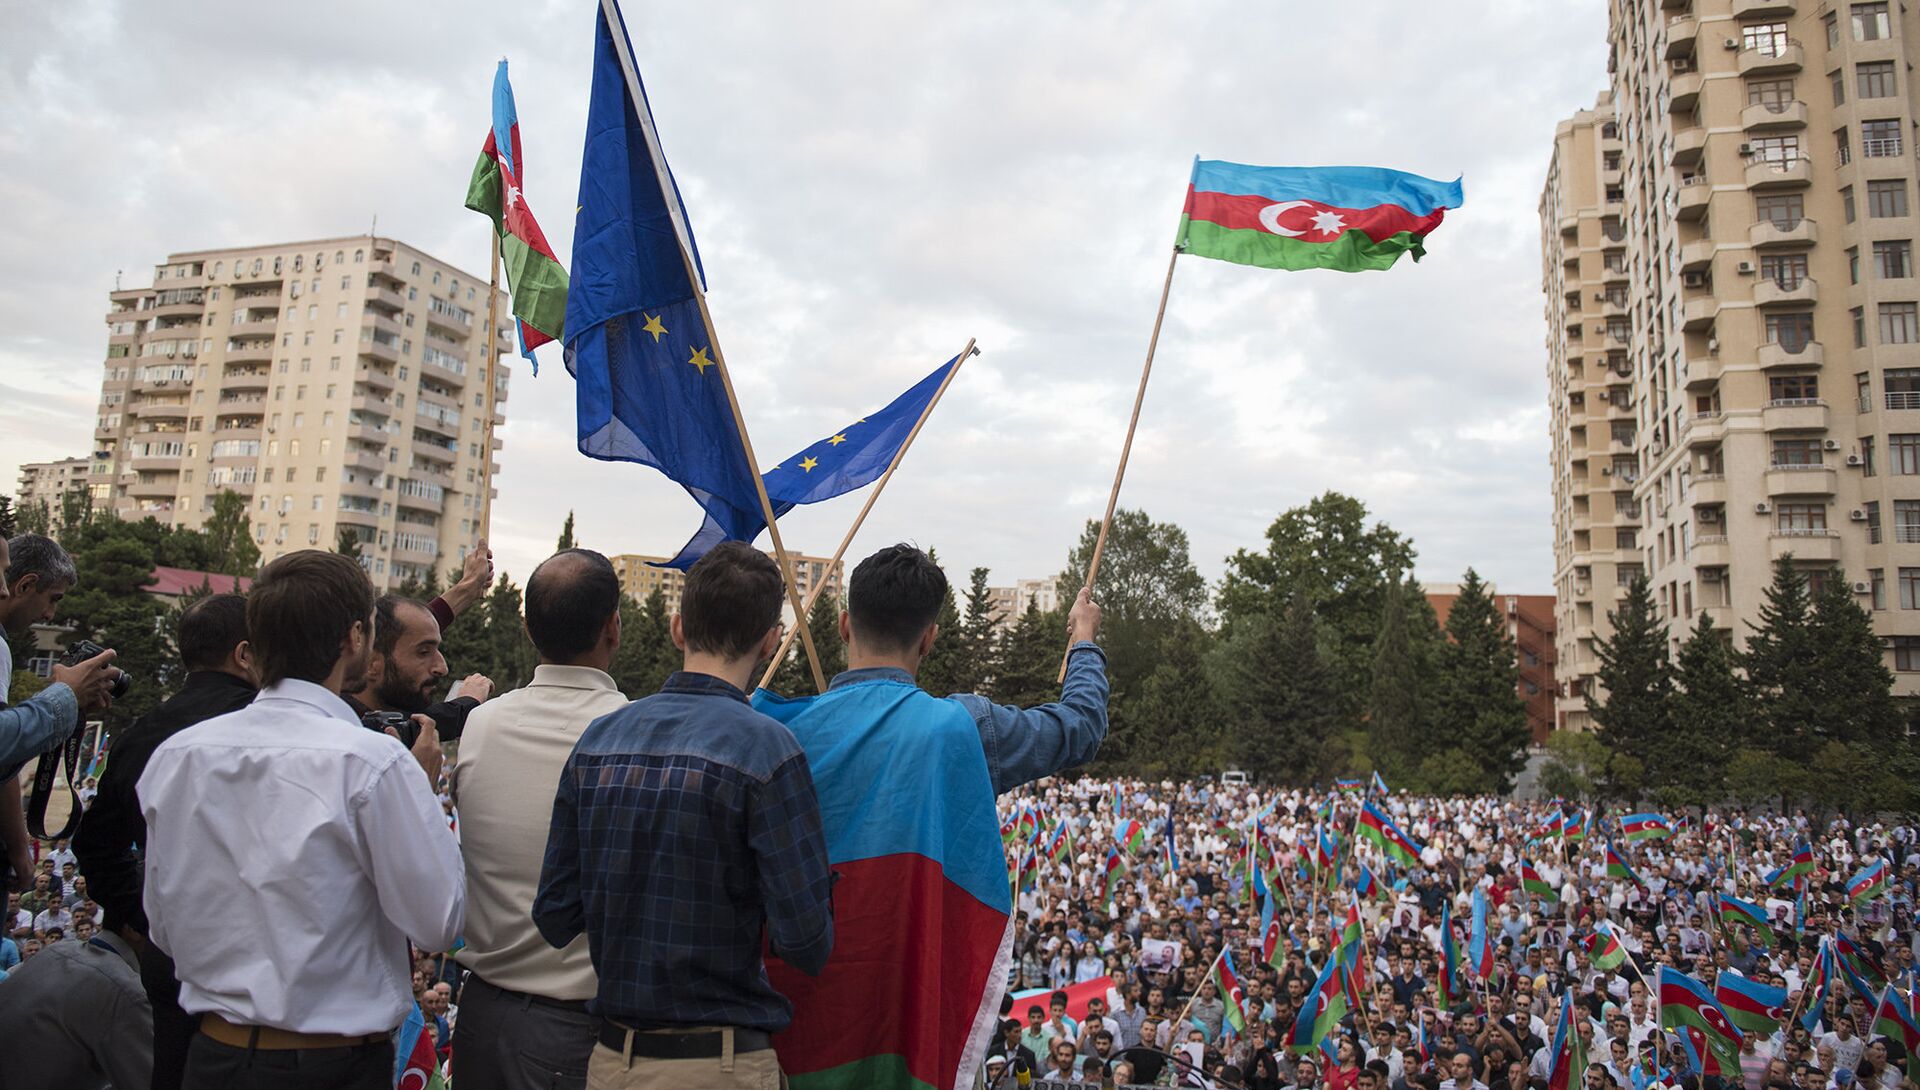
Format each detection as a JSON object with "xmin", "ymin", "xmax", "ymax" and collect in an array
[{"xmin": 448, "ymin": 549, "xmax": 630, "ymax": 1090}]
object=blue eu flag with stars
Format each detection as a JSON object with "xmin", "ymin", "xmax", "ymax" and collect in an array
[
  {"xmin": 662, "ymin": 354, "xmax": 962, "ymax": 569},
  {"xmin": 564, "ymin": 3, "xmax": 762, "ymax": 537}
]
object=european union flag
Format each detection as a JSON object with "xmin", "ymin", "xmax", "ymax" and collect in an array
[
  {"xmin": 662, "ymin": 354, "xmax": 962, "ymax": 569},
  {"xmin": 565, "ymin": 3, "xmax": 761, "ymax": 536}
]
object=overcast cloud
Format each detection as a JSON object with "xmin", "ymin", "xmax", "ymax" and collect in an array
[{"xmin": 1, "ymin": 1, "xmax": 1610, "ymax": 597}]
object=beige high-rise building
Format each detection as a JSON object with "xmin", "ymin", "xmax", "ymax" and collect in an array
[
  {"xmin": 609, "ymin": 551, "xmax": 843, "ymax": 623},
  {"xmin": 1543, "ymin": 0, "xmax": 1920, "ymax": 729},
  {"xmin": 984, "ymin": 576, "xmax": 1063, "ymax": 635},
  {"xmin": 92, "ymin": 235, "xmax": 510, "ymax": 587},
  {"xmin": 15, "ymin": 456, "xmax": 93, "ymax": 527}
]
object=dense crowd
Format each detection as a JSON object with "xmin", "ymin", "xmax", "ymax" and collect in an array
[{"xmin": 985, "ymin": 779, "xmax": 1920, "ymax": 1089}]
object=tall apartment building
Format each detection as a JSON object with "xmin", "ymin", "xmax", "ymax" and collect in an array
[
  {"xmin": 609, "ymin": 551, "xmax": 843, "ymax": 623},
  {"xmin": 1543, "ymin": 0, "xmax": 1920, "ymax": 728},
  {"xmin": 15, "ymin": 456, "xmax": 93, "ymax": 527},
  {"xmin": 985, "ymin": 576, "xmax": 1063, "ymax": 635},
  {"xmin": 92, "ymin": 236, "xmax": 510, "ymax": 587}
]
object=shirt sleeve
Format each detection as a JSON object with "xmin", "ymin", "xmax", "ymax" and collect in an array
[
  {"xmin": 747, "ymin": 752, "xmax": 834, "ymax": 976},
  {"xmin": 427, "ymin": 696, "xmax": 478, "ymax": 742},
  {"xmin": 950, "ymin": 641, "xmax": 1110, "ymax": 795},
  {"xmin": 427, "ymin": 596, "xmax": 456, "ymax": 632},
  {"xmin": 0, "ymin": 684, "xmax": 80, "ymax": 772},
  {"xmin": 532, "ymin": 755, "xmax": 585, "ymax": 950},
  {"xmin": 99, "ymin": 969, "xmax": 155, "ymax": 1090},
  {"xmin": 356, "ymin": 751, "xmax": 465, "ymax": 952}
]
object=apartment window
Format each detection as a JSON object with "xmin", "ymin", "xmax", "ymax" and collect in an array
[
  {"xmin": 1872, "ymin": 569, "xmax": 1887, "ymax": 610},
  {"xmin": 1853, "ymin": 2, "xmax": 1890, "ymax": 41},
  {"xmin": 1827, "ymin": 11, "xmax": 1841, "ymax": 47},
  {"xmin": 1859, "ymin": 61, "xmax": 1897, "ymax": 98},
  {"xmin": 1896, "ymin": 638, "xmax": 1920, "ymax": 671},
  {"xmin": 1769, "ymin": 374, "xmax": 1819, "ymax": 401},
  {"xmin": 1881, "ymin": 302, "xmax": 1919, "ymax": 343},
  {"xmin": 1867, "ymin": 501, "xmax": 1883, "ymax": 542},
  {"xmin": 1750, "ymin": 78, "xmax": 1796, "ymax": 108},
  {"xmin": 1863, "ymin": 436, "xmax": 1878, "ymax": 476},
  {"xmin": 1851, "ymin": 247, "xmax": 1861, "ymax": 284},
  {"xmin": 1772, "ymin": 438, "xmax": 1824, "ymax": 466},
  {"xmin": 1751, "ymin": 134, "xmax": 1802, "ymax": 165},
  {"xmin": 1756, "ymin": 193, "xmax": 1804, "ymax": 228},
  {"xmin": 1765, "ymin": 312, "xmax": 1815, "ymax": 351},
  {"xmin": 1844, "ymin": 186, "xmax": 1857, "ymax": 223},
  {"xmin": 1778, "ymin": 503, "xmax": 1828, "ymax": 533},
  {"xmin": 1877, "ymin": 241, "xmax": 1914, "ymax": 279},
  {"xmin": 1899, "ymin": 500, "xmax": 1920, "ymax": 542},
  {"xmin": 1833, "ymin": 70, "xmax": 1848, "ymax": 106},
  {"xmin": 1902, "ymin": 569, "xmax": 1920, "ymax": 610},
  {"xmin": 1761, "ymin": 253, "xmax": 1809, "ymax": 288},
  {"xmin": 411, "ymin": 261, "xmax": 422, "ymax": 275},
  {"xmin": 1855, "ymin": 306, "xmax": 1869, "ymax": 347},
  {"xmin": 1744, "ymin": 22, "xmax": 1790, "ymax": 55},
  {"xmin": 1863, "ymin": 119, "xmax": 1903, "ymax": 157},
  {"xmin": 1869, "ymin": 180, "xmax": 1908, "ymax": 217},
  {"xmin": 1893, "ymin": 434, "xmax": 1920, "ymax": 474}
]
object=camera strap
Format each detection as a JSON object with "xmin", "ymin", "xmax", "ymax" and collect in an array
[{"xmin": 26, "ymin": 719, "xmax": 85, "ymax": 842}]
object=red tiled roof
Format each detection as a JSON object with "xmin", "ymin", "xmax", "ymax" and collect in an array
[{"xmin": 147, "ymin": 566, "xmax": 252, "ymax": 597}]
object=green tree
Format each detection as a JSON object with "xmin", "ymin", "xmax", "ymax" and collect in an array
[
  {"xmin": 1536, "ymin": 730, "xmax": 1615, "ymax": 802},
  {"xmin": 335, "ymin": 527, "xmax": 365, "ymax": 561},
  {"xmin": 0, "ymin": 496, "xmax": 15, "ymax": 538},
  {"xmin": 1725, "ymin": 750, "xmax": 1805, "ymax": 810},
  {"xmin": 15, "ymin": 498, "xmax": 50, "ymax": 537},
  {"xmin": 1431, "ymin": 568, "xmax": 1529, "ymax": 793},
  {"xmin": 1416, "ymin": 748, "xmax": 1487, "ymax": 797},
  {"xmin": 1366, "ymin": 578, "xmax": 1436, "ymax": 782},
  {"xmin": 55, "ymin": 521, "xmax": 173, "ymax": 729},
  {"xmin": 1121, "ymin": 618, "xmax": 1221, "ymax": 778},
  {"xmin": 557, "ymin": 510, "xmax": 577, "ymax": 552},
  {"xmin": 1663, "ymin": 612, "xmax": 1747, "ymax": 806},
  {"xmin": 1743, "ymin": 556, "xmax": 1822, "ymax": 762},
  {"xmin": 1586, "ymin": 576, "xmax": 1672, "ymax": 774},
  {"xmin": 610, "ymin": 588, "xmax": 674, "ymax": 697},
  {"xmin": 1058, "ymin": 509, "xmax": 1208, "ymax": 696},
  {"xmin": 479, "ymin": 575, "xmax": 537, "ymax": 691},
  {"xmin": 200, "ymin": 488, "xmax": 261, "ymax": 576},
  {"xmin": 953, "ymin": 566, "xmax": 1001, "ymax": 696},
  {"xmin": 1807, "ymin": 571, "xmax": 1900, "ymax": 754},
  {"xmin": 1214, "ymin": 588, "xmax": 1336, "ymax": 784},
  {"xmin": 991, "ymin": 599, "xmax": 1065, "ymax": 710},
  {"xmin": 770, "ymin": 591, "xmax": 847, "ymax": 696}
]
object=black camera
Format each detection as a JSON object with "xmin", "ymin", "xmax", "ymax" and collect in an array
[
  {"xmin": 61, "ymin": 640, "xmax": 131, "ymax": 699},
  {"xmin": 362, "ymin": 709, "xmax": 420, "ymax": 749}
]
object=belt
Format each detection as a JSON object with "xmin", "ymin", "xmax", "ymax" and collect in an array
[
  {"xmin": 598, "ymin": 1022, "xmax": 773, "ymax": 1059},
  {"xmin": 198, "ymin": 1012, "xmax": 390, "ymax": 1051},
  {"xmin": 469, "ymin": 972, "xmax": 592, "ymax": 1015}
]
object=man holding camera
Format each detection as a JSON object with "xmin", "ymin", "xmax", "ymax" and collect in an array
[
  {"xmin": 138, "ymin": 550, "xmax": 464, "ymax": 1090},
  {"xmin": 0, "ymin": 534, "xmax": 121, "ymax": 891},
  {"xmin": 344, "ymin": 593, "xmax": 495, "ymax": 746}
]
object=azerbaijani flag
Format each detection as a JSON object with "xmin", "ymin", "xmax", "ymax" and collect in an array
[
  {"xmin": 1521, "ymin": 860, "xmax": 1555, "ymax": 899},
  {"xmin": 1355, "ymin": 864, "xmax": 1382, "ymax": 902},
  {"xmin": 1565, "ymin": 810, "xmax": 1590, "ymax": 843},
  {"xmin": 394, "ymin": 1002, "xmax": 447, "ymax": 1090},
  {"xmin": 1584, "ymin": 923, "xmax": 1627, "ymax": 971},
  {"xmin": 1213, "ymin": 949, "xmax": 1252, "ymax": 1036},
  {"xmin": 464, "ymin": 59, "xmax": 568, "ymax": 368},
  {"xmin": 1715, "ymin": 973, "xmax": 1790, "ymax": 1036},
  {"xmin": 1116, "ymin": 818, "xmax": 1147, "ymax": 854},
  {"xmin": 1659, "ymin": 966, "xmax": 1744, "ymax": 1073},
  {"xmin": 1179, "ymin": 161, "xmax": 1463, "ymax": 273},
  {"xmin": 1715, "ymin": 893, "xmax": 1774, "ymax": 946},
  {"xmin": 1870, "ymin": 983, "xmax": 1920, "ymax": 1074},
  {"xmin": 755, "ymin": 681, "xmax": 1015, "ymax": 1090},
  {"xmin": 1532, "ymin": 811, "xmax": 1566, "ymax": 842},
  {"xmin": 1545, "ymin": 995, "xmax": 1587, "ymax": 1090},
  {"xmin": 1439, "ymin": 900, "xmax": 1466, "ymax": 998},
  {"xmin": 1165, "ymin": 821, "xmax": 1179, "ymax": 875},
  {"xmin": 1468, "ymin": 887, "xmax": 1494, "ymax": 979},
  {"xmin": 1103, "ymin": 846, "xmax": 1126, "ymax": 901},
  {"xmin": 1620, "ymin": 812, "xmax": 1674, "ymax": 842},
  {"xmin": 1290, "ymin": 952, "xmax": 1350, "ymax": 1054},
  {"xmin": 1847, "ymin": 859, "xmax": 1889, "ymax": 905},
  {"xmin": 1836, "ymin": 931, "xmax": 1889, "ymax": 991},
  {"xmin": 1334, "ymin": 777, "xmax": 1364, "ymax": 793},
  {"xmin": 1045, "ymin": 823, "xmax": 1069, "ymax": 863},
  {"xmin": 1605, "ymin": 841, "xmax": 1644, "ymax": 885},
  {"xmin": 1357, "ymin": 800, "xmax": 1424, "ymax": 867},
  {"xmin": 1800, "ymin": 940, "xmax": 1834, "ymax": 1034}
]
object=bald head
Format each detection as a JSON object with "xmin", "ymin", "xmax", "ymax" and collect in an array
[{"xmin": 525, "ymin": 548, "xmax": 622, "ymax": 665}]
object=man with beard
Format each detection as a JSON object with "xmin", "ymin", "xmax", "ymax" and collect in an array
[
  {"xmin": 346, "ymin": 595, "xmax": 495, "ymax": 741},
  {"xmin": 138, "ymin": 550, "xmax": 462, "ymax": 1090}
]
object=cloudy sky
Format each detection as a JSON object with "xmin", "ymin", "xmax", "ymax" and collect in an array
[{"xmin": 2, "ymin": 1, "xmax": 1610, "ymax": 599}]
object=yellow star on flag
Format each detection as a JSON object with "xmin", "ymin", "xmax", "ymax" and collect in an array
[
  {"xmin": 641, "ymin": 314, "xmax": 667, "ymax": 342},
  {"xmin": 687, "ymin": 346, "xmax": 714, "ymax": 374},
  {"xmin": 827, "ymin": 433, "xmax": 847, "ymax": 446},
  {"xmin": 799, "ymin": 456, "xmax": 819, "ymax": 472}
]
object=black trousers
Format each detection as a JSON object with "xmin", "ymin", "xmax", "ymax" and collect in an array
[
  {"xmin": 448, "ymin": 973, "xmax": 598, "ymax": 1090},
  {"xmin": 181, "ymin": 1033, "xmax": 393, "ymax": 1090},
  {"xmin": 133, "ymin": 936, "xmax": 195, "ymax": 1090}
]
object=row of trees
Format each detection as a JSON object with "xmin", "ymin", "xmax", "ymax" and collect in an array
[{"xmin": 1559, "ymin": 557, "xmax": 1920, "ymax": 815}]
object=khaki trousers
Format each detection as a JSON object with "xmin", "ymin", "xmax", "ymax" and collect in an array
[{"xmin": 585, "ymin": 1026, "xmax": 786, "ymax": 1090}]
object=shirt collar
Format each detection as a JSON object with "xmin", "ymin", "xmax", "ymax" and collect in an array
[
  {"xmin": 88, "ymin": 929, "xmax": 140, "ymax": 973},
  {"xmin": 530, "ymin": 664, "xmax": 619, "ymax": 691},
  {"xmin": 255, "ymin": 678, "xmax": 362, "ymax": 726},
  {"xmin": 828, "ymin": 665, "xmax": 915, "ymax": 690},
  {"xmin": 660, "ymin": 671, "xmax": 748, "ymax": 703}
]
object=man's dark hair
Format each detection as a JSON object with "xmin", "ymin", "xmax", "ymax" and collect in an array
[
  {"xmin": 5, "ymin": 534, "xmax": 76, "ymax": 591},
  {"xmin": 846, "ymin": 544, "xmax": 947, "ymax": 652},
  {"xmin": 373, "ymin": 595, "xmax": 435, "ymax": 659},
  {"xmin": 1050, "ymin": 989, "xmax": 1069, "ymax": 1007},
  {"xmin": 179, "ymin": 593, "xmax": 249, "ymax": 672},
  {"xmin": 525, "ymin": 549, "xmax": 621, "ymax": 661},
  {"xmin": 679, "ymin": 542, "xmax": 782, "ymax": 659},
  {"xmin": 247, "ymin": 551, "xmax": 375, "ymax": 686}
]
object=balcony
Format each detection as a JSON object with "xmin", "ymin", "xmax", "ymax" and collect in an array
[
  {"xmin": 151, "ymin": 299, "xmax": 204, "ymax": 321},
  {"xmin": 1734, "ymin": 0, "xmax": 1795, "ymax": 15},
  {"xmin": 230, "ymin": 318, "xmax": 278, "ymax": 339},
  {"xmin": 1770, "ymin": 530, "xmax": 1839, "ymax": 562},
  {"xmin": 1758, "ymin": 340, "xmax": 1823, "ymax": 369},
  {"xmin": 1693, "ymin": 474, "xmax": 1729, "ymax": 505},
  {"xmin": 223, "ymin": 367, "xmax": 270, "ymax": 391},
  {"xmin": 1746, "ymin": 156, "xmax": 1812, "ymax": 189},
  {"xmin": 1754, "ymin": 275, "xmax": 1816, "ymax": 306},
  {"xmin": 1750, "ymin": 217, "xmax": 1817, "ymax": 248},
  {"xmin": 1681, "ymin": 296, "xmax": 1718, "ymax": 331},
  {"xmin": 345, "ymin": 447, "xmax": 387, "ymax": 473},
  {"xmin": 413, "ymin": 439, "xmax": 458, "ymax": 464},
  {"xmin": 336, "ymin": 506, "xmax": 379, "ymax": 529},
  {"xmin": 1665, "ymin": 15, "xmax": 1697, "ymax": 59},
  {"xmin": 127, "ymin": 479, "xmax": 176, "ymax": 500},
  {"xmin": 348, "ymin": 421, "xmax": 389, "ymax": 445},
  {"xmin": 1686, "ymin": 412, "xmax": 1727, "ymax": 446},
  {"xmin": 367, "ymin": 285, "xmax": 407, "ymax": 314},
  {"xmin": 339, "ymin": 477, "xmax": 382, "ymax": 501},
  {"xmin": 422, "ymin": 357, "xmax": 469, "ymax": 388},
  {"xmin": 1559, "ymin": 213, "xmax": 1578, "ymax": 237},
  {"xmin": 1691, "ymin": 535, "xmax": 1732, "ymax": 567},
  {"xmin": 1861, "ymin": 136, "xmax": 1904, "ymax": 160},
  {"xmin": 1886, "ymin": 390, "xmax": 1920, "ymax": 411},
  {"xmin": 1741, "ymin": 100, "xmax": 1807, "ymax": 131},
  {"xmin": 1764, "ymin": 464, "xmax": 1837, "ymax": 495},
  {"xmin": 1677, "ymin": 178, "xmax": 1711, "ymax": 221},
  {"xmin": 360, "ymin": 338, "xmax": 399, "ymax": 364},
  {"xmin": 1671, "ymin": 127, "xmax": 1707, "ymax": 167},
  {"xmin": 1737, "ymin": 41, "xmax": 1802, "ymax": 77},
  {"xmin": 224, "ymin": 340, "xmax": 273, "ymax": 364},
  {"xmin": 1670, "ymin": 71, "xmax": 1703, "ymax": 114},
  {"xmin": 1684, "ymin": 354, "xmax": 1723, "ymax": 388},
  {"xmin": 1679, "ymin": 238, "xmax": 1715, "ymax": 271},
  {"xmin": 414, "ymin": 409, "xmax": 460, "ymax": 439},
  {"xmin": 351, "ymin": 393, "xmax": 393, "ymax": 418},
  {"xmin": 130, "ymin": 401, "xmax": 188, "ymax": 420},
  {"xmin": 1761, "ymin": 398, "xmax": 1828, "ymax": 430}
]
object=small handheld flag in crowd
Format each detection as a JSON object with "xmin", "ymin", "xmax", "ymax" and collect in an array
[
  {"xmin": 465, "ymin": 59, "xmax": 569, "ymax": 369},
  {"xmin": 1657, "ymin": 966, "xmax": 1743, "ymax": 1073},
  {"xmin": 1619, "ymin": 812, "xmax": 1674, "ymax": 842}
]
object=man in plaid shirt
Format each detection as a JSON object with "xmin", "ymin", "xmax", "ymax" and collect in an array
[{"xmin": 534, "ymin": 543, "xmax": 834, "ymax": 1089}]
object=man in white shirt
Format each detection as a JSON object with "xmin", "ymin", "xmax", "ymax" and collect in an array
[
  {"xmin": 448, "ymin": 549, "xmax": 629, "ymax": 1090},
  {"xmin": 139, "ymin": 550, "xmax": 463, "ymax": 1090}
]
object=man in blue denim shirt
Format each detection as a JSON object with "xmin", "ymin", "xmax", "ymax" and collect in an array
[{"xmin": 534, "ymin": 542, "xmax": 833, "ymax": 1090}]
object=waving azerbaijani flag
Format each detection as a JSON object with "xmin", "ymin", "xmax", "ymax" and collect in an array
[
  {"xmin": 1116, "ymin": 818, "xmax": 1147, "ymax": 854},
  {"xmin": 1847, "ymin": 859, "xmax": 1890, "ymax": 905},
  {"xmin": 1439, "ymin": 900, "xmax": 1467, "ymax": 998},
  {"xmin": 1870, "ymin": 983, "xmax": 1920, "ymax": 1074},
  {"xmin": 1565, "ymin": 810, "xmax": 1591, "ymax": 843},
  {"xmin": 1355, "ymin": 864, "xmax": 1383, "ymax": 902},
  {"xmin": 1213, "ymin": 949, "xmax": 1252, "ymax": 1036},
  {"xmin": 1520, "ymin": 860, "xmax": 1556, "ymax": 899},
  {"xmin": 1468, "ymin": 887, "xmax": 1495, "ymax": 979},
  {"xmin": 394, "ymin": 1002, "xmax": 446, "ymax": 1090},
  {"xmin": 1658, "ymin": 966, "xmax": 1744, "ymax": 1073},
  {"xmin": 1045, "ymin": 823, "xmax": 1069, "ymax": 863},
  {"xmin": 1715, "ymin": 973, "xmax": 1790, "ymax": 1036},
  {"xmin": 1357, "ymin": 800, "xmax": 1424, "ymax": 867},
  {"xmin": 1103, "ymin": 846, "xmax": 1126, "ymax": 901},
  {"xmin": 1334, "ymin": 777, "xmax": 1364, "ymax": 793},
  {"xmin": 1545, "ymin": 994, "xmax": 1588, "ymax": 1090},
  {"xmin": 1532, "ymin": 811, "xmax": 1566, "ymax": 843},
  {"xmin": 1260, "ymin": 888, "xmax": 1286, "ymax": 969},
  {"xmin": 1769, "ymin": 842, "xmax": 1815, "ymax": 889},
  {"xmin": 1370, "ymin": 771, "xmax": 1389, "ymax": 796},
  {"xmin": 1836, "ymin": 931, "xmax": 1889, "ymax": 991},
  {"xmin": 1605, "ymin": 841, "xmax": 1645, "ymax": 886},
  {"xmin": 1715, "ymin": 893, "xmax": 1774, "ymax": 946},
  {"xmin": 1179, "ymin": 161, "xmax": 1463, "ymax": 273},
  {"xmin": 464, "ymin": 59, "xmax": 567, "ymax": 368},
  {"xmin": 1584, "ymin": 923, "xmax": 1627, "ymax": 971},
  {"xmin": 1620, "ymin": 812, "xmax": 1674, "ymax": 842},
  {"xmin": 1800, "ymin": 940, "xmax": 1834, "ymax": 1033},
  {"xmin": 1289, "ymin": 952, "xmax": 1350, "ymax": 1054}
]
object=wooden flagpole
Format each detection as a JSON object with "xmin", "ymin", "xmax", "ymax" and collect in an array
[
  {"xmin": 478, "ymin": 232, "xmax": 501, "ymax": 539},
  {"xmin": 1056, "ymin": 243, "xmax": 1182, "ymax": 682},
  {"xmin": 754, "ymin": 338, "xmax": 980, "ymax": 692},
  {"xmin": 599, "ymin": 0, "xmax": 824, "ymax": 691}
]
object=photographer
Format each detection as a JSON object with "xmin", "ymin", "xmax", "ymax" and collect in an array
[
  {"xmin": 344, "ymin": 594, "xmax": 494, "ymax": 744},
  {"xmin": 0, "ymin": 534, "xmax": 120, "ymax": 891},
  {"xmin": 73, "ymin": 592, "xmax": 254, "ymax": 1090},
  {"xmin": 139, "ymin": 550, "xmax": 464, "ymax": 1090}
]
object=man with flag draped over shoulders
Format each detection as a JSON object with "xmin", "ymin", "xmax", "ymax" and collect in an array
[{"xmin": 752, "ymin": 545, "xmax": 1110, "ymax": 1090}]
